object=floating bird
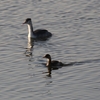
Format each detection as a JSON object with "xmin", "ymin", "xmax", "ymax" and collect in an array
[
  {"xmin": 23, "ymin": 18, "xmax": 52, "ymax": 42},
  {"xmin": 43, "ymin": 54, "xmax": 75, "ymax": 75}
]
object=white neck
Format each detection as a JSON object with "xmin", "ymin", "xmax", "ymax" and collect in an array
[
  {"xmin": 27, "ymin": 23, "xmax": 36, "ymax": 39},
  {"xmin": 46, "ymin": 59, "xmax": 51, "ymax": 66}
]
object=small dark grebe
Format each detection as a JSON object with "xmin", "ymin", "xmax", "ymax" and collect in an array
[
  {"xmin": 43, "ymin": 54, "xmax": 76, "ymax": 75},
  {"xmin": 43, "ymin": 54, "xmax": 64, "ymax": 76},
  {"xmin": 43, "ymin": 54, "xmax": 64, "ymax": 69},
  {"xmin": 23, "ymin": 18, "xmax": 52, "ymax": 41}
]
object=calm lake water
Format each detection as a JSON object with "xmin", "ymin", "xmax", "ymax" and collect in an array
[{"xmin": 0, "ymin": 0, "xmax": 100, "ymax": 100}]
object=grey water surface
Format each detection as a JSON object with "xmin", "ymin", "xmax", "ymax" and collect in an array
[{"xmin": 0, "ymin": 0, "xmax": 100, "ymax": 100}]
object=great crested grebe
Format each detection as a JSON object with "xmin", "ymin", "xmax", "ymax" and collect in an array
[{"xmin": 23, "ymin": 18, "xmax": 52, "ymax": 41}]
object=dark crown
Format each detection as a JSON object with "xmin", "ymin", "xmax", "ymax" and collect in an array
[
  {"xmin": 26, "ymin": 18, "xmax": 31, "ymax": 22},
  {"xmin": 44, "ymin": 54, "xmax": 51, "ymax": 58}
]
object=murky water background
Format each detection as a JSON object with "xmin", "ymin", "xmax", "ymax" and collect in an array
[{"xmin": 0, "ymin": 0, "xmax": 100, "ymax": 100}]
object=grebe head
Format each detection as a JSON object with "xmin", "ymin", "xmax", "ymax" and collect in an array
[
  {"xmin": 43, "ymin": 54, "xmax": 51, "ymax": 59},
  {"xmin": 23, "ymin": 18, "xmax": 32, "ymax": 25}
]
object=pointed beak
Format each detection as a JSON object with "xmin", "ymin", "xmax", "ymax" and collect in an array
[
  {"xmin": 23, "ymin": 22, "xmax": 26, "ymax": 24},
  {"xmin": 23, "ymin": 20, "xmax": 27, "ymax": 24},
  {"xmin": 43, "ymin": 55, "xmax": 46, "ymax": 58}
]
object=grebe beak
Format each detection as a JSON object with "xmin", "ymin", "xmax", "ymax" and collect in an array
[
  {"xmin": 43, "ymin": 55, "xmax": 46, "ymax": 58},
  {"xmin": 23, "ymin": 22, "xmax": 26, "ymax": 24}
]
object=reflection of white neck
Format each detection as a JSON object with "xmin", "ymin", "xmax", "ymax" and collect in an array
[{"xmin": 27, "ymin": 23, "xmax": 36, "ymax": 39}]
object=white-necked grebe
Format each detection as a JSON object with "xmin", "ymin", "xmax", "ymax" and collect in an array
[{"xmin": 23, "ymin": 18, "xmax": 52, "ymax": 41}]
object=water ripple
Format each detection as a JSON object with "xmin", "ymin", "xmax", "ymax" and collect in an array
[{"xmin": 0, "ymin": 0, "xmax": 100, "ymax": 100}]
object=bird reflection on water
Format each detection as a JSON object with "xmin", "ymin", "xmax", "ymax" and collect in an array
[
  {"xmin": 43, "ymin": 54, "xmax": 76, "ymax": 76},
  {"xmin": 25, "ymin": 38, "xmax": 34, "ymax": 58}
]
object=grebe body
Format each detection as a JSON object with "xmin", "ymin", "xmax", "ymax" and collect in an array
[
  {"xmin": 43, "ymin": 54, "xmax": 64, "ymax": 70},
  {"xmin": 23, "ymin": 18, "xmax": 52, "ymax": 40}
]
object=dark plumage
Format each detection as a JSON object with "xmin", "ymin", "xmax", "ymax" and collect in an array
[
  {"xmin": 43, "ymin": 54, "xmax": 75, "ymax": 75},
  {"xmin": 33, "ymin": 29, "xmax": 52, "ymax": 39},
  {"xmin": 43, "ymin": 54, "xmax": 64, "ymax": 70},
  {"xmin": 43, "ymin": 54, "xmax": 63, "ymax": 75}
]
